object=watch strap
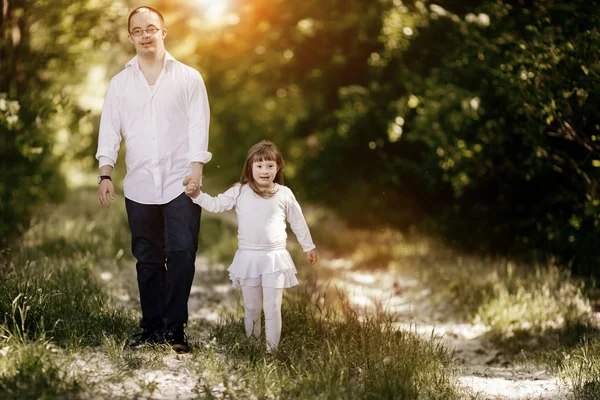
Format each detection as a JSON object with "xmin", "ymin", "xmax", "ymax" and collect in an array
[{"xmin": 98, "ymin": 175, "xmax": 112, "ymax": 184}]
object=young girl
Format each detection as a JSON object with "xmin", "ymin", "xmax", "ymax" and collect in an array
[{"xmin": 184, "ymin": 140, "xmax": 318, "ymax": 352}]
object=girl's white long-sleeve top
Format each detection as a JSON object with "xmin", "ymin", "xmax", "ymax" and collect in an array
[{"xmin": 193, "ymin": 183, "xmax": 315, "ymax": 252}]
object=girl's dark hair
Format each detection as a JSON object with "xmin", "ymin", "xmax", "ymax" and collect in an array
[
  {"xmin": 128, "ymin": 6, "xmax": 165, "ymax": 31},
  {"xmin": 240, "ymin": 140, "xmax": 284, "ymax": 198}
]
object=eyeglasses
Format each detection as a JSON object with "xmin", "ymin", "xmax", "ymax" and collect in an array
[{"xmin": 130, "ymin": 27, "xmax": 160, "ymax": 36}]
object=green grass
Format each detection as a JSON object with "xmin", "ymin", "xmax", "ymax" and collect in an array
[
  {"xmin": 313, "ymin": 220, "xmax": 594, "ymax": 347},
  {"xmin": 306, "ymin": 213, "xmax": 600, "ymax": 398},
  {"xmin": 0, "ymin": 255, "xmax": 134, "ymax": 346},
  {"xmin": 190, "ymin": 285, "xmax": 460, "ymax": 399},
  {"xmin": 0, "ymin": 187, "xmax": 464, "ymax": 399},
  {"xmin": 0, "ymin": 188, "xmax": 138, "ymax": 398},
  {"xmin": 7, "ymin": 186, "xmax": 599, "ymax": 398},
  {"xmin": 0, "ymin": 338, "xmax": 83, "ymax": 400},
  {"xmin": 0, "ymin": 187, "xmax": 137, "ymax": 346},
  {"xmin": 415, "ymin": 256, "xmax": 597, "ymax": 364},
  {"xmin": 193, "ymin": 209, "xmax": 462, "ymax": 398},
  {"xmin": 551, "ymin": 337, "xmax": 600, "ymax": 400},
  {"xmin": 418, "ymin": 259, "xmax": 593, "ymax": 338}
]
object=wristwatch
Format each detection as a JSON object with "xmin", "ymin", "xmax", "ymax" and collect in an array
[{"xmin": 97, "ymin": 175, "xmax": 112, "ymax": 184}]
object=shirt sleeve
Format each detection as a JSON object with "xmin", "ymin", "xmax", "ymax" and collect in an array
[
  {"xmin": 95, "ymin": 79, "xmax": 122, "ymax": 167},
  {"xmin": 285, "ymin": 188, "xmax": 316, "ymax": 252},
  {"xmin": 192, "ymin": 185, "xmax": 239, "ymax": 213},
  {"xmin": 188, "ymin": 70, "xmax": 212, "ymax": 165}
]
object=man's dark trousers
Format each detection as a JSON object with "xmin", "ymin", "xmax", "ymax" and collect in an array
[{"xmin": 125, "ymin": 192, "xmax": 201, "ymax": 333}]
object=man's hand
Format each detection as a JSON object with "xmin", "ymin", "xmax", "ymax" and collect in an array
[
  {"xmin": 183, "ymin": 175, "xmax": 201, "ymax": 198},
  {"xmin": 307, "ymin": 249, "xmax": 318, "ymax": 265},
  {"xmin": 98, "ymin": 179, "xmax": 115, "ymax": 208}
]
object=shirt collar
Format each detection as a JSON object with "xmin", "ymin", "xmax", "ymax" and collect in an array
[{"xmin": 126, "ymin": 51, "xmax": 176, "ymax": 74}]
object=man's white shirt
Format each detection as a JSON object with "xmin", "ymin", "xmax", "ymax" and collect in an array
[{"xmin": 95, "ymin": 52, "xmax": 211, "ymax": 204}]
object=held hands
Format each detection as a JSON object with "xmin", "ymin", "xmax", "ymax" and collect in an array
[
  {"xmin": 183, "ymin": 175, "xmax": 202, "ymax": 198},
  {"xmin": 98, "ymin": 180, "xmax": 115, "ymax": 209},
  {"xmin": 307, "ymin": 249, "xmax": 318, "ymax": 265}
]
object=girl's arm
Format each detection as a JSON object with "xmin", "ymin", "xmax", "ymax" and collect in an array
[
  {"xmin": 192, "ymin": 184, "xmax": 240, "ymax": 213},
  {"xmin": 284, "ymin": 188, "xmax": 316, "ymax": 253}
]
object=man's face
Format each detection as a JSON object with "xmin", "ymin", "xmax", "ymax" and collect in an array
[{"xmin": 128, "ymin": 11, "xmax": 167, "ymax": 56}]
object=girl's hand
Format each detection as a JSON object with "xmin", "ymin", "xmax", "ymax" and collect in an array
[
  {"xmin": 306, "ymin": 249, "xmax": 318, "ymax": 265},
  {"xmin": 185, "ymin": 184, "xmax": 198, "ymax": 198},
  {"xmin": 185, "ymin": 182, "xmax": 199, "ymax": 198},
  {"xmin": 183, "ymin": 176, "xmax": 201, "ymax": 198}
]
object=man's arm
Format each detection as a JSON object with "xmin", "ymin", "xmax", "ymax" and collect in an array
[
  {"xmin": 191, "ymin": 162, "xmax": 203, "ymax": 182},
  {"xmin": 187, "ymin": 71, "xmax": 211, "ymax": 165},
  {"xmin": 185, "ymin": 70, "xmax": 212, "ymax": 198},
  {"xmin": 96, "ymin": 79, "xmax": 122, "ymax": 208},
  {"xmin": 95, "ymin": 79, "xmax": 122, "ymax": 171}
]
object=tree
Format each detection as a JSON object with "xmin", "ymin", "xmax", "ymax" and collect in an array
[
  {"xmin": 298, "ymin": 0, "xmax": 600, "ymax": 273},
  {"xmin": 0, "ymin": 0, "xmax": 124, "ymax": 245}
]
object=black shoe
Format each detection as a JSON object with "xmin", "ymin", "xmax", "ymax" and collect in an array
[
  {"xmin": 128, "ymin": 329, "xmax": 162, "ymax": 347},
  {"xmin": 164, "ymin": 329, "xmax": 190, "ymax": 353}
]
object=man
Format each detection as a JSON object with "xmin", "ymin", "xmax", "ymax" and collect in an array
[{"xmin": 96, "ymin": 6, "xmax": 209, "ymax": 353}]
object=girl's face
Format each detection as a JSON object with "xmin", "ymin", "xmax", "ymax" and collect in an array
[{"xmin": 252, "ymin": 159, "xmax": 279, "ymax": 190}]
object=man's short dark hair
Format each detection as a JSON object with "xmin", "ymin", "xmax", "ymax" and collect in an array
[{"xmin": 128, "ymin": 6, "xmax": 165, "ymax": 31}]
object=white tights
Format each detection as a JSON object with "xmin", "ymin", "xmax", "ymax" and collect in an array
[{"xmin": 241, "ymin": 285, "xmax": 284, "ymax": 352}]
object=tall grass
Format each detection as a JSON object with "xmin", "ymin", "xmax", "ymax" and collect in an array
[
  {"xmin": 310, "ymin": 212, "xmax": 594, "ymax": 347},
  {"xmin": 0, "ymin": 188, "xmax": 137, "ymax": 399},
  {"xmin": 554, "ymin": 337, "xmax": 600, "ymax": 400},
  {"xmin": 305, "ymin": 210, "xmax": 600, "ymax": 397},
  {"xmin": 6, "ymin": 186, "xmax": 598, "ymax": 398},
  {"xmin": 0, "ymin": 188, "xmax": 465, "ymax": 399},
  {"xmin": 0, "ymin": 255, "xmax": 134, "ymax": 346},
  {"xmin": 416, "ymin": 258, "xmax": 594, "ymax": 352},
  {"xmin": 1, "ymin": 188, "xmax": 137, "ymax": 346},
  {"xmin": 191, "ymin": 285, "xmax": 460, "ymax": 399},
  {"xmin": 190, "ymin": 208, "xmax": 463, "ymax": 398},
  {"xmin": 436, "ymin": 258, "xmax": 600, "ymax": 398},
  {"xmin": 0, "ymin": 339, "xmax": 83, "ymax": 400}
]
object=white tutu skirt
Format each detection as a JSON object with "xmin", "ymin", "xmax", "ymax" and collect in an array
[{"xmin": 227, "ymin": 249, "xmax": 299, "ymax": 288}]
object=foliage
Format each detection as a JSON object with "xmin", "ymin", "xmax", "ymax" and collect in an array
[
  {"xmin": 395, "ymin": 0, "xmax": 600, "ymax": 272},
  {"xmin": 136, "ymin": 0, "xmax": 600, "ymax": 275},
  {"xmin": 143, "ymin": 0, "xmax": 387, "ymax": 197},
  {"xmin": 4, "ymin": 0, "xmax": 596, "ymax": 276},
  {"xmin": 0, "ymin": 0, "xmax": 125, "ymax": 245},
  {"xmin": 278, "ymin": 0, "xmax": 600, "ymax": 274}
]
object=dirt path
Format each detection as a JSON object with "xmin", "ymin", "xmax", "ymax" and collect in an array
[
  {"xmin": 85, "ymin": 251, "xmax": 574, "ymax": 399},
  {"xmin": 74, "ymin": 256, "xmax": 236, "ymax": 399},
  {"xmin": 325, "ymin": 257, "xmax": 573, "ymax": 400}
]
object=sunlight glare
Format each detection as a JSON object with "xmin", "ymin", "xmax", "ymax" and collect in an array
[
  {"xmin": 351, "ymin": 295, "xmax": 372, "ymax": 307},
  {"xmin": 198, "ymin": 0, "xmax": 229, "ymax": 23},
  {"xmin": 100, "ymin": 271, "xmax": 113, "ymax": 281},
  {"xmin": 349, "ymin": 272, "xmax": 377, "ymax": 285}
]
